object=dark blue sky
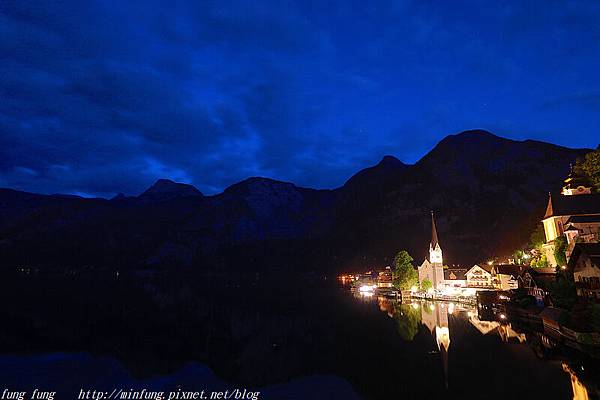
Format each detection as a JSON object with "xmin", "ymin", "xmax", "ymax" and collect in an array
[{"xmin": 1, "ymin": 1, "xmax": 599, "ymax": 197}]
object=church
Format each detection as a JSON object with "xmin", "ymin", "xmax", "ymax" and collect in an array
[
  {"xmin": 541, "ymin": 167, "xmax": 600, "ymax": 266},
  {"xmin": 418, "ymin": 212, "xmax": 446, "ymax": 290}
]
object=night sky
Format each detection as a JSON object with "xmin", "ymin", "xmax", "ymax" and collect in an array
[{"xmin": 1, "ymin": 1, "xmax": 600, "ymax": 197}]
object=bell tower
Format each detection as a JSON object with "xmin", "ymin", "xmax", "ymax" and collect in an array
[{"xmin": 429, "ymin": 211, "xmax": 443, "ymax": 266}]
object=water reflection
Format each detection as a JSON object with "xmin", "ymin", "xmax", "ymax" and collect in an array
[
  {"xmin": 563, "ymin": 362, "xmax": 594, "ymax": 400},
  {"xmin": 362, "ymin": 295, "xmax": 599, "ymax": 398},
  {"xmin": 394, "ymin": 303, "xmax": 421, "ymax": 341},
  {"xmin": 1, "ymin": 271, "xmax": 598, "ymax": 400}
]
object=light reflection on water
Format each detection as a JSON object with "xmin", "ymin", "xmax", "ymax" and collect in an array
[{"xmin": 353, "ymin": 292, "xmax": 596, "ymax": 399}]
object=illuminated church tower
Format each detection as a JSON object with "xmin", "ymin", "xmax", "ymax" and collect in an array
[
  {"xmin": 429, "ymin": 211, "xmax": 443, "ymax": 266},
  {"xmin": 418, "ymin": 211, "xmax": 445, "ymax": 290}
]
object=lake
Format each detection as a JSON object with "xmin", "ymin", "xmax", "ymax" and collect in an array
[{"xmin": 0, "ymin": 272, "xmax": 597, "ymax": 399}]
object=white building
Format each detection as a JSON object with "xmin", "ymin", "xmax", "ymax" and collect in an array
[
  {"xmin": 443, "ymin": 268, "xmax": 467, "ymax": 289},
  {"xmin": 465, "ymin": 265, "xmax": 493, "ymax": 288}
]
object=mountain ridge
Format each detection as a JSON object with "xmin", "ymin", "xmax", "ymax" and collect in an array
[
  {"xmin": 0, "ymin": 130, "xmax": 593, "ymax": 272},
  {"xmin": 2, "ymin": 130, "xmax": 589, "ymax": 199}
]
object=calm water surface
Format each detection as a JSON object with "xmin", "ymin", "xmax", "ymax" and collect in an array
[{"xmin": 0, "ymin": 273, "xmax": 597, "ymax": 399}]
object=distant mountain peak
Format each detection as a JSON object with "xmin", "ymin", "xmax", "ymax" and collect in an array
[
  {"xmin": 378, "ymin": 155, "xmax": 406, "ymax": 167},
  {"xmin": 343, "ymin": 155, "xmax": 408, "ymax": 189},
  {"xmin": 223, "ymin": 177, "xmax": 299, "ymax": 196},
  {"xmin": 455, "ymin": 129, "xmax": 496, "ymax": 137},
  {"xmin": 442, "ymin": 129, "xmax": 504, "ymax": 143},
  {"xmin": 139, "ymin": 179, "xmax": 203, "ymax": 201}
]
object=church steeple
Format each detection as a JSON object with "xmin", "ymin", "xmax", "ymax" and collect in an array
[
  {"xmin": 431, "ymin": 210, "xmax": 439, "ymax": 249},
  {"xmin": 429, "ymin": 211, "xmax": 443, "ymax": 266}
]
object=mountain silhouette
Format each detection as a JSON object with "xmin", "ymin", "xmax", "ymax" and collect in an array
[{"xmin": 0, "ymin": 130, "xmax": 591, "ymax": 273}]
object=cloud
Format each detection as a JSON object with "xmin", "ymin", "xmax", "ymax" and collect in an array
[{"xmin": 1, "ymin": 0, "xmax": 599, "ymax": 196}]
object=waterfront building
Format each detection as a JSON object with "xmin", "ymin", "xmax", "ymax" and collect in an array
[
  {"xmin": 443, "ymin": 268, "xmax": 467, "ymax": 289},
  {"xmin": 377, "ymin": 267, "xmax": 393, "ymax": 288},
  {"xmin": 519, "ymin": 268, "xmax": 554, "ymax": 305},
  {"xmin": 418, "ymin": 212, "xmax": 445, "ymax": 290},
  {"xmin": 491, "ymin": 264, "xmax": 524, "ymax": 290},
  {"xmin": 465, "ymin": 265, "xmax": 493, "ymax": 288},
  {"xmin": 568, "ymin": 242, "xmax": 600, "ymax": 302}
]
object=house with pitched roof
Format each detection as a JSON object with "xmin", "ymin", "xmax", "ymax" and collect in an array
[
  {"xmin": 568, "ymin": 243, "xmax": 600, "ymax": 302},
  {"xmin": 491, "ymin": 264, "xmax": 525, "ymax": 290},
  {"xmin": 465, "ymin": 264, "xmax": 493, "ymax": 288},
  {"xmin": 443, "ymin": 268, "xmax": 467, "ymax": 289}
]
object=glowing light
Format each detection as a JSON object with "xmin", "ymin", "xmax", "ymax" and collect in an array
[
  {"xmin": 448, "ymin": 303, "xmax": 455, "ymax": 315},
  {"xmin": 561, "ymin": 266, "xmax": 567, "ymax": 270},
  {"xmin": 359, "ymin": 285, "xmax": 375, "ymax": 293},
  {"xmin": 411, "ymin": 303, "xmax": 419, "ymax": 310},
  {"xmin": 499, "ymin": 313, "xmax": 506, "ymax": 320},
  {"xmin": 429, "ymin": 304, "xmax": 435, "ymax": 311},
  {"xmin": 410, "ymin": 285, "xmax": 418, "ymax": 293},
  {"xmin": 487, "ymin": 260, "xmax": 494, "ymax": 266},
  {"xmin": 441, "ymin": 286, "xmax": 458, "ymax": 296}
]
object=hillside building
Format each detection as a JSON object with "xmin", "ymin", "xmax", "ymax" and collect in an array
[{"xmin": 541, "ymin": 170, "xmax": 600, "ymax": 266}]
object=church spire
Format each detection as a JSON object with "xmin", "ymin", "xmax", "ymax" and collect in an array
[
  {"xmin": 429, "ymin": 211, "xmax": 443, "ymax": 266},
  {"xmin": 431, "ymin": 210, "xmax": 439, "ymax": 249}
]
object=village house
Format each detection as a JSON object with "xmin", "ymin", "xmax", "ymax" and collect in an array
[
  {"xmin": 491, "ymin": 264, "xmax": 525, "ymax": 290},
  {"xmin": 377, "ymin": 267, "xmax": 393, "ymax": 288},
  {"xmin": 465, "ymin": 265, "xmax": 493, "ymax": 288},
  {"xmin": 568, "ymin": 243, "xmax": 600, "ymax": 302},
  {"xmin": 416, "ymin": 214, "xmax": 529, "ymax": 293},
  {"xmin": 519, "ymin": 267, "xmax": 555, "ymax": 305},
  {"xmin": 443, "ymin": 268, "xmax": 467, "ymax": 289}
]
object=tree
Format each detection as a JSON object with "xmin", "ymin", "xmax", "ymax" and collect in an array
[
  {"xmin": 554, "ymin": 235, "xmax": 568, "ymax": 267},
  {"xmin": 576, "ymin": 146, "xmax": 600, "ymax": 193},
  {"xmin": 531, "ymin": 254, "xmax": 548, "ymax": 268},
  {"xmin": 528, "ymin": 224, "xmax": 546, "ymax": 250},
  {"xmin": 421, "ymin": 279, "xmax": 432, "ymax": 291},
  {"xmin": 549, "ymin": 269, "xmax": 577, "ymax": 310},
  {"xmin": 513, "ymin": 250, "xmax": 524, "ymax": 265},
  {"xmin": 393, "ymin": 250, "xmax": 418, "ymax": 290}
]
